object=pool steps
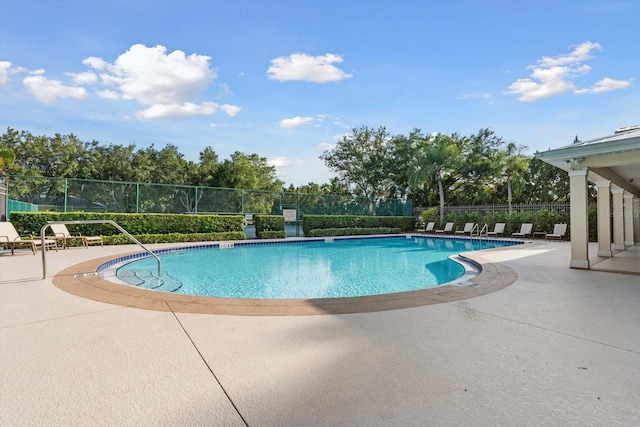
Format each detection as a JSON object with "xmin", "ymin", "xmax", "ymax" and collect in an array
[{"xmin": 117, "ymin": 270, "xmax": 183, "ymax": 292}]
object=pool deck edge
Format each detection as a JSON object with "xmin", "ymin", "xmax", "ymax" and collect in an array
[{"xmin": 52, "ymin": 242, "xmax": 523, "ymax": 316}]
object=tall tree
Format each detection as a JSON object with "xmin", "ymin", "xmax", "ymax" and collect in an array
[
  {"xmin": 319, "ymin": 126, "xmax": 392, "ymax": 212},
  {"xmin": 410, "ymin": 133, "xmax": 461, "ymax": 222},
  {"xmin": 453, "ymin": 128, "xmax": 502, "ymax": 205},
  {"xmin": 387, "ymin": 128, "xmax": 422, "ymax": 200},
  {"xmin": 499, "ymin": 142, "xmax": 529, "ymax": 215},
  {"xmin": 522, "ymin": 157, "xmax": 569, "ymax": 203}
]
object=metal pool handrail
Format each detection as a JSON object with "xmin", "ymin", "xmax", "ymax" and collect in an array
[{"xmin": 40, "ymin": 220, "xmax": 161, "ymax": 280}]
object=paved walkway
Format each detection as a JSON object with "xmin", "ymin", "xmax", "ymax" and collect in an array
[{"xmin": 1, "ymin": 241, "xmax": 639, "ymax": 426}]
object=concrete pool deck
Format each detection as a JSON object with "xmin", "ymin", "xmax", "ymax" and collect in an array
[{"xmin": 1, "ymin": 240, "xmax": 639, "ymax": 425}]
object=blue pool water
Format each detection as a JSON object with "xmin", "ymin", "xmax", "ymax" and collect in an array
[{"xmin": 114, "ymin": 236, "xmax": 520, "ymax": 299}]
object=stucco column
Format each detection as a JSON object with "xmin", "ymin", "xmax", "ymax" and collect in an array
[
  {"xmin": 569, "ymin": 169, "xmax": 589, "ymax": 269},
  {"xmin": 595, "ymin": 180, "xmax": 612, "ymax": 257},
  {"xmin": 624, "ymin": 193, "xmax": 634, "ymax": 246},
  {"xmin": 634, "ymin": 198, "xmax": 640, "ymax": 244},
  {"xmin": 611, "ymin": 188, "xmax": 625, "ymax": 251}
]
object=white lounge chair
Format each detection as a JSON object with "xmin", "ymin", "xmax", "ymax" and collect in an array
[
  {"xmin": 454, "ymin": 222, "xmax": 476, "ymax": 235},
  {"xmin": 424, "ymin": 221, "xmax": 436, "ymax": 234},
  {"xmin": 50, "ymin": 223, "xmax": 103, "ymax": 249},
  {"xmin": 435, "ymin": 222, "xmax": 455, "ymax": 234},
  {"xmin": 487, "ymin": 223, "xmax": 505, "ymax": 237},
  {"xmin": 512, "ymin": 223, "xmax": 533, "ymax": 239},
  {"xmin": 0, "ymin": 222, "xmax": 58, "ymax": 255},
  {"xmin": 545, "ymin": 224, "xmax": 567, "ymax": 241}
]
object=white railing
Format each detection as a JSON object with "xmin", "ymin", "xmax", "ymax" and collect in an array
[{"xmin": 40, "ymin": 220, "xmax": 161, "ymax": 280}]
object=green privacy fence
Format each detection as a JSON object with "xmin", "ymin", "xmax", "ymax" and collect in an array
[{"xmin": 4, "ymin": 175, "xmax": 412, "ymax": 219}]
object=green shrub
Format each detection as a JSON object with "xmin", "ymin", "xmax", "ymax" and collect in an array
[
  {"xmin": 302, "ymin": 215, "xmax": 413, "ymax": 234},
  {"xmin": 256, "ymin": 230, "xmax": 286, "ymax": 239},
  {"xmin": 9, "ymin": 212, "xmax": 244, "ymax": 236},
  {"xmin": 420, "ymin": 207, "xmax": 439, "ymax": 223},
  {"xmin": 101, "ymin": 231, "xmax": 245, "ymax": 245},
  {"xmin": 307, "ymin": 227, "xmax": 401, "ymax": 237},
  {"xmin": 255, "ymin": 214, "xmax": 285, "ymax": 239}
]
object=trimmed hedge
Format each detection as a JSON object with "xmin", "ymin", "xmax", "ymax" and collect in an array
[
  {"xmin": 254, "ymin": 214, "xmax": 285, "ymax": 239},
  {"xmin": 302, "ymin": 215, "xmax": 414, "ymax": 235},
  {"xmin": 102, "ymin": 231, "xmax": 245, "ymax": 245},
  {"xmin": 256, "ymin": 230, "xmax": 286, "ymax": 239},
  {"xmin": 8, "ymin": 212, "xmax": 246, "ymax": 244},
  {"xmin": 307, "ymin": 227, "xmax": 401, "ymax": 237}
]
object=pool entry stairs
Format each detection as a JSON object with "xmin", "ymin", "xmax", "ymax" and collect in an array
[{"xmin": 117, "ymin": 270, "xmax": 182, "ymax": 292}]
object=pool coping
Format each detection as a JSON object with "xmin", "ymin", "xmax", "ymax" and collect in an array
[{"xmin": 52, "ymin": 236, "xmax": 524, "ymax": 316}]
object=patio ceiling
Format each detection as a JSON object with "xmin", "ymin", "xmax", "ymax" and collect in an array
[{"xmin": 535, "ymin": 126, "xmax": 640, "ymax": 197}]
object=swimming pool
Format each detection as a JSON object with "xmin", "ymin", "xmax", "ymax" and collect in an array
[{"xmin": 110, "ymin": 236, "xmax": 521, "ymax": 299}]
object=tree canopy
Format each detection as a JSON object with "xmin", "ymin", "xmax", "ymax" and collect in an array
[{"xmin": 2, "ymin": 126, "xmax": 570, "ymax": 211}]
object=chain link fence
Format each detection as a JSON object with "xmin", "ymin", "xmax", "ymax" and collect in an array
[{"xmin": 3, "ymin": 175, "xmax": 413, "ymax": 220}]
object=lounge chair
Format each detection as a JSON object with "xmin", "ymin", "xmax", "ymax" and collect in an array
[
  {"xmin": 487, "ymin": 223, "xmax": 506, "ymax": 237},
  {"xmin": 454, "ymin": 222, "xmax": 476, "ymax": 236},
  {"xmin": 424, "ymin": 222, "xmax": 436, "ymax": 234},
  {"xmin": 435, "ymin": 222, "xmax": 455, "ymax": 234},
  {"xmin": 511, "ymin": 223, "xmax": 533, "ymax": 239},
  {"xmin": 0, "ymin": 222, "xmax": 58, "ymax": 255},
  {"xmin": 50, "ymin": 223, "xmax": 103, "ymax": 249},
  {"xmin": 545, "ymin": 224, "xmax": 567, "ymax": 241}
]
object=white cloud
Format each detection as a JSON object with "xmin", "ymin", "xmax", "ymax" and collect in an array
[
  {"xmin": 458, "ymin": 92, "xmax": 494, "ymax": 104},
  {"xmin": 0, "ymin": 61, "xmax": 12, "ymax": 85},
  {"xmin": 23, "ymin": 75, "xmax": 87, "ymax": 103},
  {"xmin": 87, "ymin": 44, "xmax": 214, "ymax": 105},
  {"xmin": 137, "ymin": 101, "xmax": 241, "ymax": 120},
  {"xmin": 0, "ymin": 61, "xmax": 28, "ymax": 85},
  {"xmin": 67, "ymin": 71, "xmax": 98, "ymax": 85},
  {"xmin": 591, "ymin": 77, "xmax": 632, "ymax": 93},
  {"xmin": 82, "ymin": 56, "xmax": 109, "ymax": 70},
  {"xmin": 506, "ymin": 65, "xmax": 583, "ymax": 102},
  {"xmin": 268, "ymin": 53, "xmax": 352, "ymax": 83},
  {"xmin": 218, "ymin": 83, "xmax": 233, "ymax": 97},
  {"xmin": 268, "ymin": 156, "xmax": 305, "ymax": 168},
  {"xmin": 96, "ymin": 89, "xmax": 120, "ymax": 99},
  {"xmin": 83, "ymin": 43, "xmax": 240, "ymax": 119},
  {"xmin": 279, "ymin": 116, "xmax": 314, "ymax": 128},
  {"xmin": 219, "ymin": 104, "xmax": 241, "ymax": 116},
  {"xmin": 537, "ymin": 41, "xmax": 601, "ymax": 67},
  {"xmin": 268, "ymin": 157, "xmax": 291, "ymax": 167},
  {"xmin": 505, "ymin": 42, "xmax": 630, "ymax": 102}
]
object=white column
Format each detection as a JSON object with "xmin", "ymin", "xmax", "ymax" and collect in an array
[
  {"xmin": 634, "ymin": 198, "xmax": 640, "ymax": 244},
  {"xmin": 569, "ymin": 169, "xmax": 590, "ymax": 269},
  {"xmin": 624, "ymin": 193, "xmax": 634, "ymax": 246},
  {"xmin": 595, "ymin": 181, "xmax": 612, "ymax": 257},
  {"xmin": 611, "ymin": 188, "xmax": 625, "ymax": 251}
]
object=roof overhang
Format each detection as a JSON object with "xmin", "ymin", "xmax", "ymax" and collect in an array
[{"xmin": 535, "ymin": 127, "xmax": 640, "ymax": 197}]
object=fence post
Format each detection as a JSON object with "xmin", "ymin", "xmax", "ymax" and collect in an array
[
  {"xmin": 134, "ymin": 182, "xmax": 138, "ymax": 213},
  {"xmin": 194, "ymin": 186, "xmax": 199, "ymax": 213},
  {"xmin": 63, "ymin": 178, "xmax": 68, "ymax": 212}
]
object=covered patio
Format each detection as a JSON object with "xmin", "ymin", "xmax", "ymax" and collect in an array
[{"xmin": 536, "ymin": 126, "xmax": 640, "ymax": 274}]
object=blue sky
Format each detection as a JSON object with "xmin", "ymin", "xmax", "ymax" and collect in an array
[{"xmin": 1, "ymin": 0, "xmax": 638, "ymax": 186}]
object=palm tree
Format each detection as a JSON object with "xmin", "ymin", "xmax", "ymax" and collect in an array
[
  {"xmin": 500, "ymin": 142, "xmax": 529, "ymax": 215},
  {"xmin": 410, "ymin": 133, "xmax": 460, "ymax": 223}
]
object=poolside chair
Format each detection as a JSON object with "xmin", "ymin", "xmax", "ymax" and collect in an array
[
  {"xmin": 0, "ymin": 222, "xmax": 58, "ymax": 255},
  {"xmin": 435, "ymin": 222, "xmax": 455, "ymax": 234},
  {"xmin": 424, "ymin": 221, "xmax": 436, "ymax": 234},
  {"xmin": 511, "ymin": 223, "xmax": 533, "ymax": 239},
  {"xmin": 50, "ymin": 223, "xmax": 103, "ymax": 249},
  {"xmin": 487, "ymin": 223, "xmax": 506, "ymax": 237},
  {"xmin": 545, "ymin": 223, "xmax": 567, "ymax": 241},
  {"xmin": 454, "ymin": 222, "xmax": 476, "ymax": 236}
]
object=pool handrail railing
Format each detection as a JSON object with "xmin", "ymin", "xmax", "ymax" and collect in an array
[{"xmin": 41, "ymin": 220, "xmax": 161, "ymax": 280}]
